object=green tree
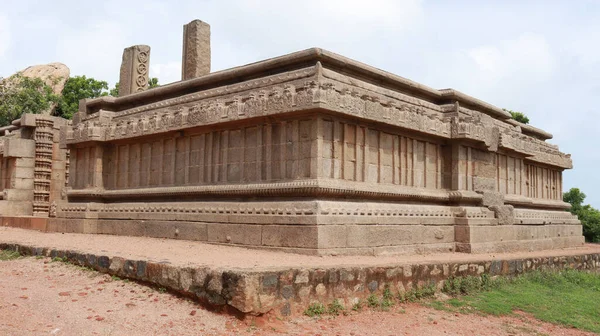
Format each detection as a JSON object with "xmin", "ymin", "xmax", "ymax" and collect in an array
[
  {"xmin": 109, "ymin": 77, "xmax": 159, "ymax": 97},
  {"xmin": 503, "ymin": 109, "xmax": 530, "ymax": 124},
  {"xmin": 109, "ymin": 82, "xmax": 120, "ymax": 97},
  {"xmin": 55, "ymin": 76, "xmax": 109, "ymax": 119},
  {"xmin": 149, "ymin": 77, "xmax": 159, "ymax": 88},
  {"xmin": 0, "ymin": 74, "xmax": 59, "ymax": 127},
  {"xmin": 564, "ymin": 188, "xmax": 600, "ymax": 242}
]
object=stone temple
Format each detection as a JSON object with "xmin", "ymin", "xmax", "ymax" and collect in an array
[{"xmin": 3, "ymin": 20, "xmax": 582, "ymax": 255}]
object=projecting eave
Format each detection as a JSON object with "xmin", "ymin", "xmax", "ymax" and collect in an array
[
  {"xmin": 82, "ymin": 48, "xmax": 530, "ymax": 126},
  {"xmin": 506, "ymin": 119, "xmax": 553, "ymax": 140}
]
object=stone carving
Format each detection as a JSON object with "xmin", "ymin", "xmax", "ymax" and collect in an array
[
  {"xmin": 51, "ymin": 21, "xmax": 582, "ymax": 256},
  {"xmin": 118, "ymin": 45, "xmax": 151, "ymax": 96},
  {"xmin": 0, "ymin": 114, "xmax": 69, "ymax": 218},
  {"xmin": 182, "ymin": 20, "xmax": 211, "ymax": 80}
]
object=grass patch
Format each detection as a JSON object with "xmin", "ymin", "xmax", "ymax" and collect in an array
[
  {"xmin": 327, "ymin": 299, "xmax": 345, "ymax": 316},
  {"xmin": 433, "ymin": 270, "xmax": 600, "ymax": 333},
  {"xmin": 352, "ymin": 300, "xmax": 363, "ymax": 311},
  {"xmin": 304, "ymin": 302, "xmax": 326, "ymax": 317},
  {"xmin": 0, "ymin": 250, "xmax": 20, "ymax": 261},
  {"xmin": 399, "ymin": 284, "xmax": 436, "ymax": 303},
  {"xmin": 367, "ymin": 294, "xmax": 379, "ymax": 308}
]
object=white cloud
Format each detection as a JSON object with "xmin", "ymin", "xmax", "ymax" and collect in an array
[
  {"xmin": 467, "ymin": 33, "xmax": 555, "ymax": 83},
  {"xmin": 0, "ymin": 14, "xmax": 10, "ymax": 58},
  {"xmin": 150, "ymin": 61, "xmax": 182, "ymax": 85},
  {"xmin": 566, "ymin": 25, "xmax": 600, "ymax": 69},
  {"xmin": 55, "ymin": 20, "xmax": 128, "ymax": 85}
]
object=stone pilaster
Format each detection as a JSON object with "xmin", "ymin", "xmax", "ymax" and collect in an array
[
  {"xmin": 182, "ymin": 20, "xmax": 210, "ymax": 80},
  {"xmin": 118, "ymin": 45, "xmax": 151, "ymax": 97}
]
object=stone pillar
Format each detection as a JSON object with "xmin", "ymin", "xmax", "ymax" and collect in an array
[
  {"xmin": 181, "ymin": 20, "xmax": 211, "ymax": 80},
  {"xmin": 118, "ymin": 45, "xmax": 151, "ymax": 97}
]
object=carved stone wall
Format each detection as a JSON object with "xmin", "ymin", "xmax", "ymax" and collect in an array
[
  {"xmin": 0, "ymin": 114, "xmax": 69, "ymax": 218},
  {"xmin": 52, "ymin": 47, "xmax": 582, "ymax": 255}
]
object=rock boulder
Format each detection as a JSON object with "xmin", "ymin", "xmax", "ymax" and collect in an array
[{"xmin": 20, "ymin": 62, "xmax": 70, "ymax": 95}]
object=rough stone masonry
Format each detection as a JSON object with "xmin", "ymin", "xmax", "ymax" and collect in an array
[{"xmin": 30, "ymin": 18, "xmax": 582, "ymax": 256}]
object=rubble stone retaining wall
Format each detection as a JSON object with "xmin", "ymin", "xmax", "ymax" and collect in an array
[{"xmin": 2, "ymin": 241, "xmax": 598, "ymax": 317}]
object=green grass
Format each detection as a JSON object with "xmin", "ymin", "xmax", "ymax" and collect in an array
[
  {"xmin": 0, "ymin": 250, "xmax": 20, "ymax": 261},
  {"xmin": 304, "ymin": 302, "xmax": 326, "ymax": 317},
  {"xmin": 432, "ymin": 270, "xmax": 600, "ymax": 333}
]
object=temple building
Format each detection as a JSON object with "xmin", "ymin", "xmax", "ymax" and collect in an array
[{"xmin": 4, "ymin": 20, "xmax": 581, "ymax": 255}]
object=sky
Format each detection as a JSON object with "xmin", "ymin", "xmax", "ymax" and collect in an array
[{"xmin": 0, "ymin": 0, "xmax": 598, "ymax": 205}]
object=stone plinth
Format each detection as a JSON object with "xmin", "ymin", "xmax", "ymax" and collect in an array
[{"xmin": 55, "ymin": 44, "xmax": 582, "ymax": 255}]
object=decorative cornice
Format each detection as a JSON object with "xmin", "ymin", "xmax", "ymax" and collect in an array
[{"xmin": 66, "ymin": 179, "xmax": 483, "ymax": 204}]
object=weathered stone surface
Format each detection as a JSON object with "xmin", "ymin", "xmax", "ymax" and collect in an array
[
  {"xmin": 118, "ymin": 45, "xmax": 150, "ymax": 96},
  {"xmin": 2, "ymin": 241, "xmax": 599, "ymax": 317},
  {"xmin": 182, "ymin": 20, "xmax": 210, "ymax": 80},
  {"xmin": 9, "ymin": 18, "xmax": 575, "ymax": 256},
  {"xmin": 0, "ymin": 114, "xmax": 69, "ymax": 217},
  {"xmin": 19, "ymin": 63, "xmax": 70, "ymax": 95}
]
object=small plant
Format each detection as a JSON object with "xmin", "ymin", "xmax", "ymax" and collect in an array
[
  {"xmin": 327, "ymin": 299, "xmax": 345, "ymax": 316},
  {"xmin": 157, "ymin": 287, "xmax": 167, "ymax": 294},
  {"xmin": 35, "ymin": 255, "xmax": 44, "ymax": 260},
  {"xmin": 0, "ymin": 250, "xmax": 21, "ymax": 261},
  {"xmin": 398, "ymin": 284, "xmax": 436, "ymax": 303},
  {"xmin": 381, "ymin": 285, "xmax": 395, "ymax": 308},
  {"xmin": 416, "ymin": 284, "xmax": 436, "ymax": 299},
  {"xmin": 52, "ymin": 256, "xmax": 67, "ymax": 263},
  {"xmin": 304, "ymin": 302, "xmax": 326, "ymax": 317},
  {"xmin": 111, "ymin": 275, "xmax": 121, "ymax": 281},
  {"xmin": 352, "ymin": 300, "xmax": 363, "ymax": 311},
  {"xmin": 443, "ymin": 275, "xmax": 503, "ymax": 296},
  {"xmin": 367, "ymin": 294, "xmax": 379, "ymax": 308}
]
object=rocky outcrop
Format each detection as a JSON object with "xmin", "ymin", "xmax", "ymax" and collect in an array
[
  {"xmin": 20, "ymin": 62, "xmax": 70, "ymax": 95},
  {"xmin": 0, "ymin": 63, "xmax": 70, "ymax": 115}
]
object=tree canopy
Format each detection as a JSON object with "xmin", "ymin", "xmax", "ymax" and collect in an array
[
  {"xmin": 0, "ymin": 73, "xmax": 160, "ymax": 127},
  {"xmin": 0, "ymin": 74, "xmax": 59, "ymax": 127},
  {"xmin": 55, "ymin": 76, "xmax": 110, "ymax": 119},
  {"xmin": 564, "ymin": 188, "xmax": 600, "ymax": 242}
]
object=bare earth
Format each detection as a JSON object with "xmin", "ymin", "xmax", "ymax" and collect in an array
[{"xmin": 0, "ymin": 257, "xmax": 594, "ymax": 336}]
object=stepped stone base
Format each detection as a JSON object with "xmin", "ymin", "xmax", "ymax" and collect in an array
[{"xmin": 1, "ymin": 228, "xmax": 598, "ymax": 317}]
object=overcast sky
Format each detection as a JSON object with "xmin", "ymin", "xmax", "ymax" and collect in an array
[{"xmin": 0, "ymin": 0, "xmax": 598, "ymax": 205}]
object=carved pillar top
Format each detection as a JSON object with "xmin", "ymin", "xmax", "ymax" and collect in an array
[
  {"xmin": 181, "ymin": 20, "xmax": 211, "ymax": 80},
  {"xmin": 118, "ymin": 45, "xmax": 151, "ymax": 97}
]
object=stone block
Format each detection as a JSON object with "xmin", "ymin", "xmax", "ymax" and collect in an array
[
  {"xmin": 262, "ymin": 226, "xmax": 318, "ymax": 248},
  {"xmin": 0, "ymin": 200, "xmax": 32, "ymax": 216},
  {"xmin": 472, "ymin": 176, "xmax": 496, "ymax": 192},
  {"xmin": 144, "ymin": 221, "xmax": 208, "ymax": 241},
  {"xmin": 207, "ymin": 223, "xmax": 262, "ymax": 246},
  {"xmin": 14, "ymin": 158, "xmax": 35, "ymax": 168},
  {"xmin": 3, "ymin": 138, "xmax": 35, "ymax": 158},
  {"xmin": 318, "ymin": 225, "xmax": 347, "ymax": 248},
  {"xmin": 14, "ymin": 167, "xmax": 34, "ymax": 179},
  {"xmin": 182, "ymin": 20, "xmax": 211, "ymax": 80},
  {"xmin": 482, "ymin": 192, "xmax": 503, "ymax": 207},
  {"xmin": 13, "ymin": 178, "xmax": 34, "ymax": 190},
  {"xmin": 4, "ymin": 189, "xmax": 33, "ymax": 201}
]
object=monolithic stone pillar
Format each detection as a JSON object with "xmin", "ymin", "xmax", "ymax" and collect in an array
[
  {"xmin": 181, "ymin": 20, "xmax": 211, "ymax": 80},
  {"xmin": 118, "ymin": 45, "xmax": 151, "ymax": 97}
]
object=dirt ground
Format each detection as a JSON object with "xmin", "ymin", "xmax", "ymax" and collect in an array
[{"xmin": 0, "ymin": 257, "xmax": 594, "ymax": 336}]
